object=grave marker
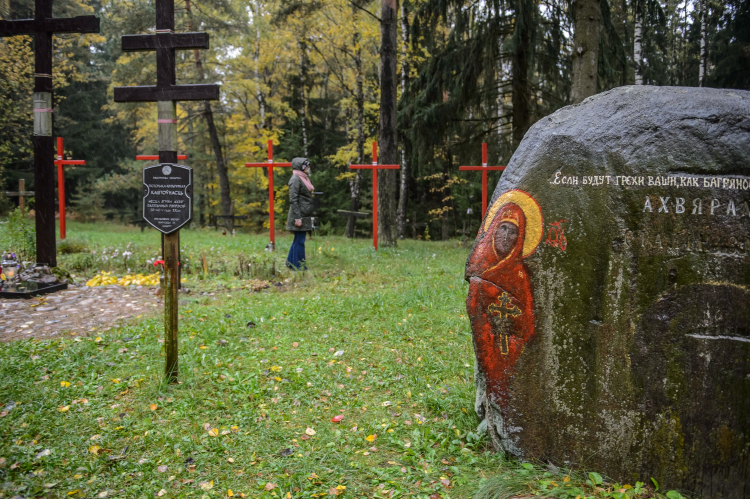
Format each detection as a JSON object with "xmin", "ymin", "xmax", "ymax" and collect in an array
[
  {"xmin": 55, "ymin": 137, "xmax": 85, "ymax": 240},
  {"xmin": 0, "ymin": 0, "xmax": 99, "ymax": 266},
  {"xmin": 350, "ymin": 142, "xmax": 400, "ymax": 250},
  {"xmin": 245, "ymin": 140, "xmax": 292, "ymax": 250},
  {"xmin": 5, "ymin": 179, "xmax": 34, "ymax": 215},
  {"xmin": 459, "ymin": 143, "xmax": 505, "ymax": 217},
  {"xmin": 114, "ymin": 0, "xmax": 219, "ymax": 382}
]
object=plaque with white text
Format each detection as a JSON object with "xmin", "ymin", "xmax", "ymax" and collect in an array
[{"xmin": 143, "ymin": 164, "xmax": 192, "ymax": 234}]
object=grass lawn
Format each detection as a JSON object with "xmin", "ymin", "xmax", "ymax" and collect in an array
[{"xmin": 0, "ymin": 223, "xmax": 683, "ymax": 499}]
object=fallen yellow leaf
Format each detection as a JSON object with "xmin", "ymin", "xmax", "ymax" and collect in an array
[
  {"xmin": 58, "ymin": 406, "xmax": 70, "ymax": 412},
  {"xmin": 227, "ymin": 490, "xmax": 234, "ymax": 497},
  {"xmin": 365, "ymin": 434, "xmax": 377, "ymax": 442},
  {"xmin": 305, "ymin": 427, "xmax": 316, "ymax": 436},
  {"xmin": 111, "ymin": 379, "xmax": 120, "ymax": 384},
  {"xmin": 564, "ymin": 476, "xmax": 571, "ymax": 483},
  {"xmin": 88, "ymin": 445, "xmax": 101, "ymax": 455},
  {"xmin": 150, "ymin": 404, "xmax": 157, "ymax": 411},
  {"xmin": 60, "ymin": 381, "xmax": 70, "ymax": 388},
  {"xmin": 208, "ymin": 428, "xmax": 219, "ymax": 437}
]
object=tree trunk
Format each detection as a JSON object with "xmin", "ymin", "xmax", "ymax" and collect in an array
[
  {"xmin": 298, "ymin": 37, "xmax": 309, "ymax": 157},
  {"xmin": 699, "ymin": 0, "xmax": 707, "ymax": 86},
  {"xmin": 254, "ymin": 3, "xmax": 266, "ymax": 128},
  {"xmin": 379, "ymin": 0, "xmax": 399, "ymax": 246},
  {"xmin": 634, "ymin": 0, "xmax": 643, "ymax": 85},
  {"xmin": 511, "ymin": 0, "xmax": 533, "ymax": 146},
  {"xmin": 186, "ymin": 0, "xmax": 232, "ymax": 229},
  {"xmin": 571, "ymin": 0, "xmax": 601, "ymax": 103},
  {"xmin": 347, "ymin": 26, "xmax": 365, "ymax": 239},
  {"xmin": 396, "ymin": 1, "xmax": 410, "ymax": 239}
]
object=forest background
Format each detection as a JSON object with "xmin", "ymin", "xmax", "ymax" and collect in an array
[{"xmin": 0, "ymin": 0, "xmax": 748, "ymax": 242}]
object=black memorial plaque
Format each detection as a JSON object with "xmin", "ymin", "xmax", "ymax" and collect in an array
[{"xmin": 143, "ymin": 164, "xmax": 192, "ymax": 234}]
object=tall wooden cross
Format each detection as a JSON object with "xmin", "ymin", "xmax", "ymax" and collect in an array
[
  {"xmin": 350, "ymin": 142, "xmax": 400, "ymax": 251},
  {"xmin": 0, "ymin": 0, "xmax": 99, "ymax": 266},
  {"xmin": 245, "ymin": 140, "xmax": 292, "ymax": 251},
  {"xmin": 459, "ymin": 143, "xmax": 506, "ymax": 217},
  {"xmin": 114, "ymin": 0, "xmax": 219, "ymax": 382},
  {"xmin": 55, "ymin": 137, "xmax": 85, "ymax": 240}
]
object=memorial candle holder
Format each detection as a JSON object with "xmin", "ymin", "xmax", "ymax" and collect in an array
[{"xmin": 1, "ymin": 253, "xmax": 18, "ymax": 285}]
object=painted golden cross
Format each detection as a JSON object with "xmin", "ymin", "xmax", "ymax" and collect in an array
[{"xmin": 488, "ymin": 292, "xmax": 521, "ymax": 355}]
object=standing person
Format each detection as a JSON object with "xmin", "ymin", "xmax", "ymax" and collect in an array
[{"xmin": 286, "ymin": 158, "xmax": 314, "ymax": 270}]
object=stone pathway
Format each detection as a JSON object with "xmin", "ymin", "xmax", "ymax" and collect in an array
[{"xmin": 0, "ymin": 285, "xmax": 162, "ymax": 342}]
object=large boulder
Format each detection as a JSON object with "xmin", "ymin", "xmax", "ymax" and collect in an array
[{"xmin": 465, "ymin": 86, "xmax": 750, "ymax": 497}]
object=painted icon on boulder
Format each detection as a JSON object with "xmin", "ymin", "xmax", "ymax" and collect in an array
[
  {"xmin": 465, "ymin": 190, "xmax": 542, "ymax": 445},
  {"xmin": 465, "ymin": 86, "xmax": 750, "ymax": 498}
]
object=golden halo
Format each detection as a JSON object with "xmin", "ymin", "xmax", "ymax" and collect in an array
[{"xmin": 484, "ymin": 189, "xmax": 543, "ymax": 258}]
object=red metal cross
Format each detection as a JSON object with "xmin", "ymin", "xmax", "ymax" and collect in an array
[
  {"xmin": 245, "ymin": 140, "xmax": 292, "ymax": 250},
  {"xmin": 55, "ymin": 137, "xmax": 86, "ymax": 240},
  {"xmin": 136, "ymin": 154, "xmax": 187, "ymax": 161},
  {"xmin": 459, "ymin": 143, "xmax": 506, "ymax": 217},
  {"xmin": 350, "ymin": 142, "xmax": 400, "ymax": 251}
]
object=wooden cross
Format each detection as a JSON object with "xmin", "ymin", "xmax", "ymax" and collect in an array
[
  {"xmin": 4, "ymin": 179, "xmax": 34, "ymax": 215},
  {"xmin": 245, "ymin": 140, "xmax": 292, "ymax": 251},
  {"xmin": 55, "ymin": 137, "xmax": 85, "ymax": 240},
  {"xmin": 459, "ymin": 143, "xmax": 506, "ymax": 217},
  {"xmin": 114, "ymin": 0, "xmax": 219, "ymax": 383},
  {"xmin": 350, "ymin": 142, "xmax": 400, "ymax": 250},
  {"xmin": 0, "ymin": 0, "xmax": 99, "ymax": 266},
  {"xmin": 113, "ymin": 0, "xmax": 219, "ymax": 110}
]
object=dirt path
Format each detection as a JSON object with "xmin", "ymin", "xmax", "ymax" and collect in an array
[{"xmin": 0, "ymin": 285, "xmax": 162, "ymax": 342}]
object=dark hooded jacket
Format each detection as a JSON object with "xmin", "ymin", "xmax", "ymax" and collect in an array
[{"xmin": 285, "ymin": 157, "xmax": 315, "ymax": 231}]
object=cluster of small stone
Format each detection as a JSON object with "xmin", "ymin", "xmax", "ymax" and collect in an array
[{"xmin": 0, "ymin": 285, "xmax": 160, "ymax": 342}]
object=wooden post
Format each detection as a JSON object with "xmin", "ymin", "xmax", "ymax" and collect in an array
[
  {"xmin": 163, "ymin": 230, "xmax": 179, "ymax": 381},
  {"xmin": 160, "ymin": 100, "xmax": 179, "ymax": 382},
  {"xmin": 19, "ymin": 179, "xmax": 26, "ymax": 215}
]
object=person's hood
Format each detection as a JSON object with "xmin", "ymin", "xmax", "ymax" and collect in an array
[{"xmin": 292, "ymin": 158, "xmax": 309, "ymax": 171}]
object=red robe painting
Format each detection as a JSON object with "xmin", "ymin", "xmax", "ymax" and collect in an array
[{"xmin": 466, "ymin": 190, "xmax": 543, "ymax": 418}]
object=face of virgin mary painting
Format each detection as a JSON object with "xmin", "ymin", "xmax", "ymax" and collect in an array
[{"xmin": 465, "ymin": 190, "xmax": 542, "ymax": 408}]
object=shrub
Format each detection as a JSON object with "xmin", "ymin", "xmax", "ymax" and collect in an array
[
  {"xmin": 0, "ymin": 207, "xmax": 35, "ymax": 261},
  {"xmin": 57, "ymin": 238, "xmax": 88, "ymax": 254}
]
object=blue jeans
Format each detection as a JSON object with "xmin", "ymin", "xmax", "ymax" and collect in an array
[{"xmin": 286, "ymin": 231, "xmax": 307, "ymax": 270}]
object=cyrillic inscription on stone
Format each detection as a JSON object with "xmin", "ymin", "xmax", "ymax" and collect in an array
[{"xmin": 143, "ymin": 164, "xmax": 192, "ymax": 234}]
